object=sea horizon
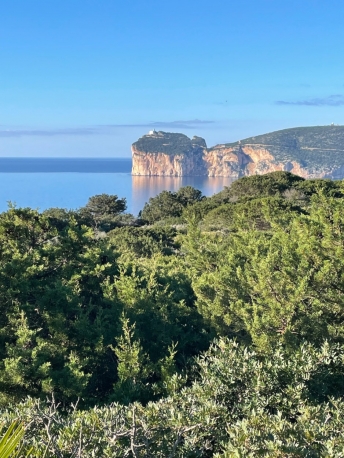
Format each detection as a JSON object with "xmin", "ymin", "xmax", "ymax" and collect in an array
[
  {"xmin": 0, "ymin": 157, "xmax": 132, "ymax": 173},
  {"xmin": 0, "ymin": 157, "xmax": 235, "ymax": 215}
]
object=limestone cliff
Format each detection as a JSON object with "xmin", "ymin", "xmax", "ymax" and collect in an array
[
  {"xmin": 204, "ymin": 144, "xmax": 310, "ymax": 177},
  {"xmin": 132, "ymin": 131, "xmax": 207, "ymax": 176},
  {"xmin": 132, "ymin": 126, "xmax": 344, "ymax": 178}
]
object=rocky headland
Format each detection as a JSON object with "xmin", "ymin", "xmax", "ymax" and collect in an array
[{"xmin": 131, "ymin": 126, "xmax": 344, "ymax": 179}]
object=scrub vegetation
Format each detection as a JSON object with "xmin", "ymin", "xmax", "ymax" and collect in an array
[
  {"xmin": 133, "ymin": 131, "xmax": 206, "ymax": 156},
  {"xmin": 2, "ymin": 172, "xmax": 344, "ymax": 456},
  {"xmin": 219, "ymin": 125, "xmax": 344, "ymax": 172}
]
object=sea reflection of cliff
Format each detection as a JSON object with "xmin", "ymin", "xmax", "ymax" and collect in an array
[{"xmin": 131, "ymin": 176, "xmax": 236, "ymax": 215}]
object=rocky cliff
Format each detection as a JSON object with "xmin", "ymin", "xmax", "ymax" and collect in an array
[
  {"xmin": 132, "ymin": 131, "xmax": 207, "ymax": 176},
  {"xmin": 204, "ymin": 144, "xmax": 309, "ymax": 177},
  {"xmin": 132, "ymin": 126, "xmax": 344, "ymax": 178}
]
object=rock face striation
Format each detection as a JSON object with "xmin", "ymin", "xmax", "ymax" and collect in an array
[
  {"xmin": 132, "ymin": 131, "xmax": 207, "ymax": 176},
  {"xmin": 132, "ymin": 126, "xmax": 344, "ymax": 178}
]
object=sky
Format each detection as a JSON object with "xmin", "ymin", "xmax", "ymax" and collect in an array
[{"xmin": 0, "ymin": 0, "xmax": 344, "ymax": 157}]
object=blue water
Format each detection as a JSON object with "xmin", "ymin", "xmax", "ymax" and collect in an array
[
  {"xmin": 0, "ymin": 157, "xmax": 131, "ymax": 173},
  {"xmin": 0, "ymin": 158, "xmax": 235, "ymax": 215}
]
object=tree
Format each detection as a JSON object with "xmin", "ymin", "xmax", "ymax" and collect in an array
[
  {"xmin": 108, "ymin": 226, "xmax": 178, "ymax": 258},
  {"xmin": 42, "ymin": 207, "xmax": 75, "ymax": 230},
  {"xmin": 140, "ymin": 191, "xmax": 183, "ymax": 223},
  {"xmin": 111, "ymin": 315, "xmax": 152, "ymax": 404},
  {"xmin": 0, "ymin": 207, "xmax": 121, "ymax": 406},
  {"xmin": 184, "ymin": 193, "xmax": 344, "ymax": 350},
  {"xmin": 140, "ymin": 187, "xmax": 204, "ymax": 224},
  {"xmin": 78, "ymin": 194, "xmax": 127, "ymax": 231},
  {"xmin": 219, "ymin": 171, "xmax": 305, "ymax": 203},
  {"xmin": 175, "ymin": 186, "xmax": 204, "ymax": 207}
]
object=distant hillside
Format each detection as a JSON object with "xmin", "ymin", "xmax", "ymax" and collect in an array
[
  {"xmin": 218, "ymin": 126, "xmax": 344, "ymax": 174},
  {"xmin": 132, "ymin": 126, "xmax": 344, "ymax": 178}
]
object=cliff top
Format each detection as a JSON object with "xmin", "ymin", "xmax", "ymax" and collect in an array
[
  {"xmin": 132, "ymin": 131, "xmax": 207, "ymax": 156},
  {"xmin": 211, "ymin": 125, "xmax": 344, "ymax": 171}
]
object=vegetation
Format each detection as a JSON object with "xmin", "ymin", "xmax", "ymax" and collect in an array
[
  {"xmin": 214, "ymin": 125, "xmax": 344, "ymax": 173},
  {"xmin": 140, "ymin": 185, "xmax": 204, "ymax": 223},
  {"xmin": 0, "ymin": 422, "xmax": 26, "ymax": 457},
  {"xmin": 2, "ymin": 172, "xmax": 344, "ymax": 455},
  {"xmin": 133, "ymin": 131, "xmax": 206, "ymax": 156}
]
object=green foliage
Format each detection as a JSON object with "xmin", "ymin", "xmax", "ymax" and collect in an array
[
  {"xmin": 108, "ymin": 226, "xmax": 179, "ymax": 257},
  {"xmin": 184, "ymin": 193, "xmax": 344, "ymax": 351},
  {"xmin": 111, "ymin": 315, "xmax": 152, "ymax": 404},
  {"xmin": 2, "ymin": 173, "xmax": 344, "ymax": 455},
  {"xmin": 0, "ymin": 207, "xmax": 122, "ymax": 406},
  {"xmin": 175, "ymin": 186, "xmax": 204, "ymax": 206},
  {"xmin": 2, "ymin": 340, "xmax": 344, "ymax": 456},
  {"xmin": 0, "ymin": 202, "xmax": 209, "ymax": 407},
  {"xmin": 296, "ymin": 177, "xmax": 344, "ymax": 198},
  {"xmin": 110, "ymin": 255, "xmax": 210, "ymax": 369},
  {"xmin": 195, "ymin": 173, "xmax": 344, "ymax": 225},
  {"xmin": 0, "ymin": 422, "xmax": 26, "ymax": 458},
  {"xmin": 220, "ymin": 125, "xmax": 344, "ymax": 171},
  {"xmin": 222, "ymin": 171, "xmax": 305, "ymax": 202},
  {"xmin": 140, "ymin": 190, "xmax": 183, "ymax": 223},
  {"xmin": 140, "ymin": 186, "xmax": 204, "ymax": 223},
  {"xmin": 133, "ymin": 131, "xmax": 206, "ymax": 156},
  {"xmin": 78, "ymin": 193, "xmax": 127, "ymax": 231},
  {"xmin": 42, "ymin": 207, "xmax": 76, "ymax": 231},
  {"xmin": 202, "ymin": 196, "xmax": 303, "ymax": 232}
]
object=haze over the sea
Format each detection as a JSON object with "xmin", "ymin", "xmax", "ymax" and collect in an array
[{"xmin": 1, "ymin": 0, "xmax": 344, "ymax": 158}]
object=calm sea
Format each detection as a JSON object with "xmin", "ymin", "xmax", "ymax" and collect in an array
[{"xmin": 0, "ymin": 158, "xmax": 236, "ymax": 216}]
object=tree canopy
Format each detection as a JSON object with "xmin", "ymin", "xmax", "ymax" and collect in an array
[
  {"xmin": 78, "ymin": 193, "xmax": 127, "ymax": 230},
  {"xmin": 1, "ymin": 174, "xmax": 344, "ymax": 455}
]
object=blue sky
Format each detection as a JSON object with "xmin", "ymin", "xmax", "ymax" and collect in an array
[{"xmin": 1, "ymin": 0, "xmax": 344, "ymax": 157}]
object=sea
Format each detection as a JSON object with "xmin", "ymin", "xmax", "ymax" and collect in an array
[{"xmin": 0, "ymin": 158, "xmax": 236, "ymax": 216}]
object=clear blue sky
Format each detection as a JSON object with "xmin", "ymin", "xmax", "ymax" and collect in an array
[{"xmin": 1, "ymin": 0, "xmax": 344, "ymax": 157}]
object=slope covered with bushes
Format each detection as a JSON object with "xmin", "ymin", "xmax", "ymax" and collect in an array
[{"xmin": 1, "ymin": 172, "xmax": 344, "ymax": 455}]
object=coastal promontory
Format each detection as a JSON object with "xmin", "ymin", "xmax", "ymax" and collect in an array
[
  {"xmin": 132, "ymin": 126, "xmax": 344, "ymax": 178},
  {"xmin": 131, "ymin": 131, "xmax": 207, "ymax": 176}
]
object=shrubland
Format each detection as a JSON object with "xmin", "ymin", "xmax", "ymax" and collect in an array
[{"xmin": 1, "ymin": 172, "xmax": 344, "ymax": 456}]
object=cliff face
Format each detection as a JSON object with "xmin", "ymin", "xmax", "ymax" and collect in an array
[
  {"xmin": 131, "ymin": 150, "xmax": 205, "ymax": 176},
  {"xmin": 204, "ymin": 145, "xmax": 310, "ymax": 178},
  {"xmin": 132, "ymin": 126, "xmax": 344, "ymax": 178},
  {"xmin": 132, "ymin": 131, "xmax": 207, "ymax": 176}
]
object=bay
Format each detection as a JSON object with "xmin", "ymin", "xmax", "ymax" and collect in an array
[{"xmin": 0, "ymin": 158, "xmax": 236, "ymax": 215}]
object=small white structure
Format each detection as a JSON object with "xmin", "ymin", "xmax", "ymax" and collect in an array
[{"xmin": 148, "ymin": 129, "xmax": 157, "ymax": 135}]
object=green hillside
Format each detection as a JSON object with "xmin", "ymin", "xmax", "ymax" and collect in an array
[{"xmin": 222, "ymin": 125, "xmax": 344, "ymax": 172}]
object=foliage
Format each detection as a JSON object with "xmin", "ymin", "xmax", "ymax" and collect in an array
[
  {"xmin": 109, "ymin": 226, "xmax": 179, "ymax": 257},
  {"xmin": 1, "ymin": 173, "xmax": 344, "ymax": 455},
  {"xmin": 111, "ymin": 315, "xmax": 152, "ymax": 404},
  {"xmin": 140, "ymin": 186, "xmax": 204, "ymax": 223},
  {"xmin": 221, "ymin": 171, "xmax": 305, "ymax": 202},
  {"xmin": 110, "ymin": 255, "xmax": 210, "ymax": 376},
  {"xmin": 42, "ymin": 207, "xmax": 76, "ymax": 231},
  {"xmin": 133, "ymin": 131, "xmax": 206, "ymax": 156},
  {"xmin": 140, "ymin": 190, "xmax": 183, "ymax": 223},
  {"xmin": 195, "ymin": 172, "xmax": 344, "ymax": 223},
  {"xmin": 0, "ymin": 422, "xmax": 26, "ymax": 458},
  {"xmin": 77, "ymin": 193, "xmax": 127, "ymax": 231},
  {"xmin": 183, "ymin": 193, "xmax": 344, "ymax": 351},
  {"xmin": 296, "ymin": 177, "xmax": 344, "ymax": 198},
  {"xmin": 202, "ymin": 196, "xmax": 303, "ymax": 232},
  {"xmin": 0, "ymin": 206, "xmax": 207, "ymax": 407},
  {"xmin": 218, "ymin": 125, "xmax": 344, "ymax": 171},
  {"xmin": 1, "ymin": 340, "xmax": 344, "ymax": 456},
  {"xmin": 0, "ymin": 207, "xmax": 123, "ymax": 406}
]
